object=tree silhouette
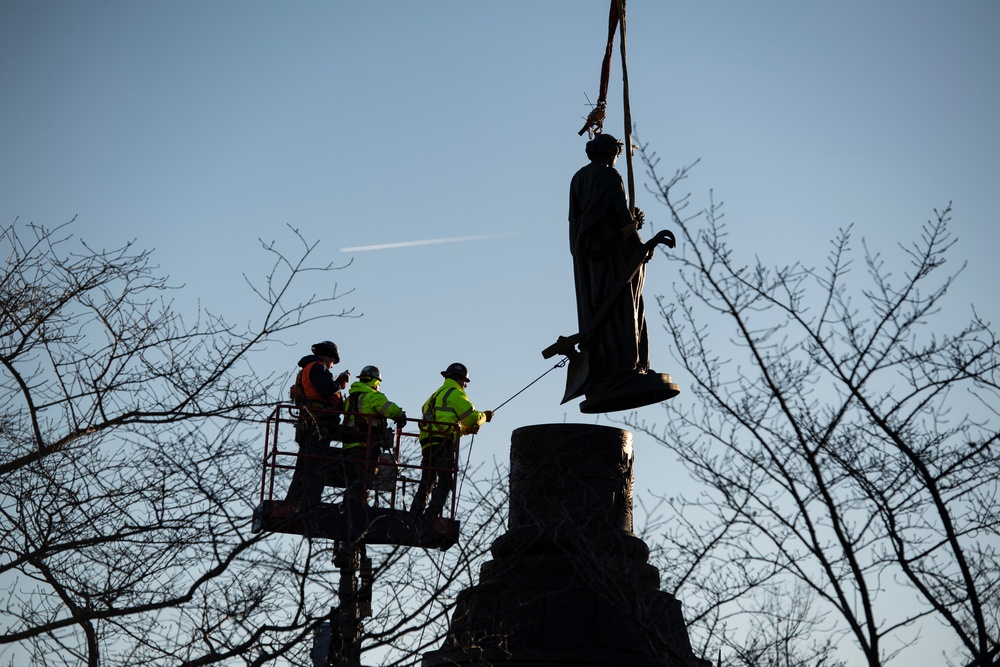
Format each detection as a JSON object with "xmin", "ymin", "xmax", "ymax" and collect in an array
[
  {"xmin": 0, "ymin": 218, "xmax": 506, "ymax": 666},
  {"xmin": 629, "ymin": 147, "xmax": 1000, "ymax": 667}
]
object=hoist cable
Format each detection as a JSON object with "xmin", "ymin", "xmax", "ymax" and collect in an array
[{"xmin": 616, "ymin": 0, "xmax": 636, "ymax": 214}]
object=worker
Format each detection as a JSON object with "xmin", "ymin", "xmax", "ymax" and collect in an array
[
  {"xmin": 412, "ymin": 362, "xmax": 493, "ymax": 522},
  {"xmin": 342, "ymin": 365, "xmax": 407, "ymax": 502},
  {"xmin": 284, "ymin": 341, "xmax": 350, "ymax": 509}
]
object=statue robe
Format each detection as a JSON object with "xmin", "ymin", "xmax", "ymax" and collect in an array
[{"xmin": 568, "ymin": 161, "xmax": 650, "ymax": 391}]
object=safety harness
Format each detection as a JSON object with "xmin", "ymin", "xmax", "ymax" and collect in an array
[
  {"xmin": 421, "ymin": 386, "xmax": 470, "ymax": 449},
  {"xmin": 291, "ymin": 361, "xmax": 343, "ymax": 409}
]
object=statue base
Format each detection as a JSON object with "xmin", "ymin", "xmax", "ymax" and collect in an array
[
  {"xmin": 422, "ymin": 424, "xmax": 709, "ymax": 667},
  {"xmin": 580, "ymin": 371, "xmax": 680, "ymax": 414}
]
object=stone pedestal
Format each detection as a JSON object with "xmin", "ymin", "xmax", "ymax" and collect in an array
[{"xmin": 422, "ymin": 424, "xmax": 710, "ymax": 667}]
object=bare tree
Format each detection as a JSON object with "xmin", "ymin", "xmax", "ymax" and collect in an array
[
  {"xmin": 363, "ymin": 462, "xmax": 509, "ymax": 666},
  {"xmin": 0, "ymin": 218, "xmax": 507, "ymax": 666},
  {"xmin": 634, "ymin": 493, "xmax": 847, "ymax": 667},
  {"xmin": 627, "ymin": 147, "xmax": 1000, "ymax": 667}
]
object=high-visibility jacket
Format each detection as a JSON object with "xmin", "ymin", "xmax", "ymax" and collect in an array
[
  {"xmin": 343, "ymin": 379, "xmax": 405, "ymax": 449},
  {"xmin": 419, "ymin": 378, "xmax": 486, "ymax": 447}
]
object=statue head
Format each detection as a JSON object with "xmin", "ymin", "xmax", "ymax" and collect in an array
[{"xmin": 585, "ymin": 133, "xmax": 624, "ymax": 164}]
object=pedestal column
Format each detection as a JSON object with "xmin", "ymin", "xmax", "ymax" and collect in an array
[{"xmin": 422, "ymin": 423, "xmax": 709, "ymax": 667}]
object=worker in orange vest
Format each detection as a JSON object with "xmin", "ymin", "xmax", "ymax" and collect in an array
[{"xmin": 284, "ymin": 341, "xmax": 350, "ymax": 508}]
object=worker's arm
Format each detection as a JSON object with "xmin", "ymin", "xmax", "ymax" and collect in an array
[
  {"xmin": 370, "ymin": 392, "xmax": 406, "ymax": 423},
  {"xmin": 452, "ymin": 394, "xmax": 488, "ymax": 435},
  {"xmin": 309, "ymin": 363, "xmax": 345, "ymax": 400}
]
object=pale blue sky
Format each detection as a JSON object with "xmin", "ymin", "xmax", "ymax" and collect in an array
[{"xmin": 2, "ymin": 2, "xmax": 998, "ymax": 664}]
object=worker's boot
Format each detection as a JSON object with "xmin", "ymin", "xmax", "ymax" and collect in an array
[
  {"xmin": 423, "ymin": 485, "xmax": 450, "ymax": 522},
  {"xmin": 344, "ymin": 482, "xmax": 368, "ymax": 507},
  {"xmin": 410, "ymin": 479, "xmax": 431, "ymax": 517}
]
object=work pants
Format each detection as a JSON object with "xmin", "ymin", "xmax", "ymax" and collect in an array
[
  {"xmin": 284, "ymin": 413, "xmax": 339, "ymax": 508},
  {"xmin": 342, "ymin": 442, "xmax": 375, "ymax": 504},
  {"xmin": 411, "ymin": 440, "xmax": 456, "ymax": 520}
]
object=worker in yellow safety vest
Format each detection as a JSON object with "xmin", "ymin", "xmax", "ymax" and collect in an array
[
  {"xmin": 412, "ymin": 362, "xmax": 492, "ymax": 522},
  {"xmin": 284, "ymin": 341, "xmax": 350, "ymax": 508},
  {"xmin": 342, "ymin": 365, "xmax": 407, "ymax": 501}
]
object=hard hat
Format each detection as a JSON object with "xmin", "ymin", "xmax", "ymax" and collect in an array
[
  {"xmin": 441, "ymin": 362, "xmax": 471, "ymax": 383},
  {"xmin": 311, "ymin": 341, "xmax": 340, "ymax": 363},
  {"xmin": 359, "ymin": 365, "xmax": 382, "ymax": 382}
]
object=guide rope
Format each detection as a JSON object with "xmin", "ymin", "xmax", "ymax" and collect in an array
[
  {"xmin": 456, "ymin": 356, "xmax": 569, "ymax": 499},
  {"xmin": 493, "ymin": 356, "xmax": 569, "ymax": 415}
]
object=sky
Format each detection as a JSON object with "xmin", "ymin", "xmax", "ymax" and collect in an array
[{"xmin": 2, "ymin": 2, "xmax": 999, "ymax": 664}]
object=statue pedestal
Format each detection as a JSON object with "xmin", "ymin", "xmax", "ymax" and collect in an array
[
  {"xmin": 580, "ymin": 372, "xmax": 680, "ymax": 414},
  {"xmin": 422, "ymin": 424, "xmax": 709, "ymax": 667}
]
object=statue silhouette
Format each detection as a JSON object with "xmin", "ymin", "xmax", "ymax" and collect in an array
[{"xmin": 565, "ymin": 133, "xmax": 680, "ymax": 412}]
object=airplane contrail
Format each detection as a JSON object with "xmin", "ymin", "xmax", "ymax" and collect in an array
[{"xmin": 341, "ymin": 232, "xmax": 527, "ymax": 253}]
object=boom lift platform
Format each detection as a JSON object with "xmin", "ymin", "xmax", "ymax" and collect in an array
[{"xmin": 251, "ymin": 402, "xmax": 462, "ymax": 551}]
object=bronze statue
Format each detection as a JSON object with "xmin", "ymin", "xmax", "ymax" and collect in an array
[{"xmin": 544, "ymin": 133, "xmax": 679, "ymax": 413}]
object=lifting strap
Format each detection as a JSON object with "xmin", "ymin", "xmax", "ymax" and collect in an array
[
  {"xmin": 577, "ymin": 0, "xmax": 620, "ymax": 138},
  {"xmin": 577, "ymin": 0, "xmax": 637, "ymax": 215}
]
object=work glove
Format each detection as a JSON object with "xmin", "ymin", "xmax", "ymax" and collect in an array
[
  {"xmin": 393, "ymin": 414, "xmax": 407, "ymax": 429},
  {"xmin": 484, "ymin": 410, "xmax": 494, "ymax": 423},
  {"xmin": 335, "ymin": 370, "xmax": 351, "ymax": 389}
]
